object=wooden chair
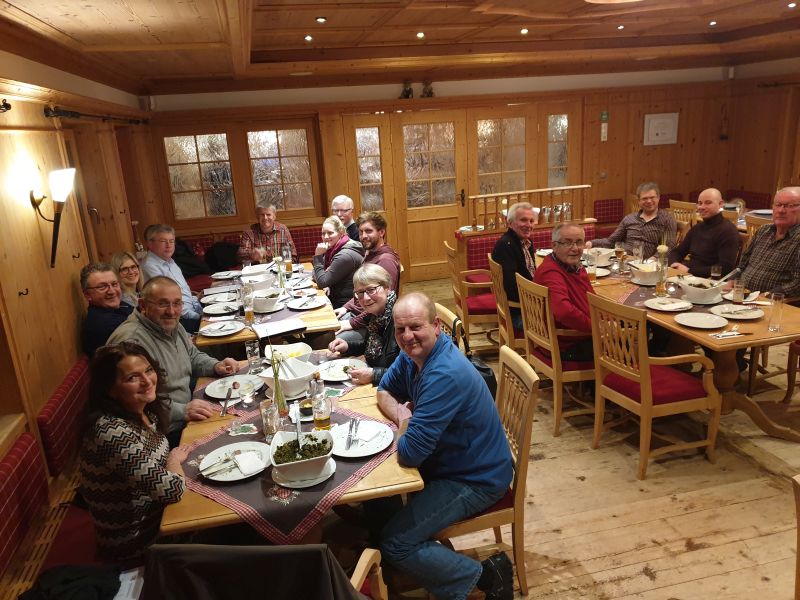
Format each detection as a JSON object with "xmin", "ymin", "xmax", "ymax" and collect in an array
[
  {"xmin": 435, "ymin": 302, "xmax": 465, "ymax": 353},
  {"xmin": 793, "ymin": 474, "xmax": 800, "ymax": 600},
  {"xmin": 744, "ymin": 213, "xmax": 772, "ymax": 240},
  {"xmin": 434, "ymin": 345, "xmax": 539, "ymax": 595},
  {"xmin": 444, "ymin": 241, "xmax": 498, "ymax": 349},
  {"xmin": 487, "ymin": 255, "xmax": 526, "ymax": 354},
  {"xmin": 516, "ymin": 275, "xmax": 595, "ymax": 436},
  {"xmin": 668, "ymin": 199, "xmax": 700, "ymax": 229},
  {"xmin": 783, "ymin": 341, "xmax": 800, "ymax": 403},
  {"xmin": 587, "ymin": 294, "xmax": 722, "ymax": 479}
]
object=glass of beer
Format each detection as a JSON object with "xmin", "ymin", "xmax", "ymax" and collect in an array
[
  {"xmin": 585, "ymin": 254, "xmax": 597, "ymax": 283},
  {"xmin": 313, "ymin": 394, "xmax": 332, "ymax": 430}
]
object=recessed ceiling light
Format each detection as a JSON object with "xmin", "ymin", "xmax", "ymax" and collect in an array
[
  {"xmin": 520, "ymin": 28, "xmax": 529, "ymax": 35},
  {"xmin": 316, "ymin": 16, "xmax": 327, "ymax": 23},
  {"xmin": 709, "ymin": 20, "xmax": 717, "ymax": 26},
  {"xmin": 304, "ymin": 35, "xmax": 313, "ymax": 42},
  {"xmin": 789, "ymin": 2, "xmax": 797, "ymax": 7},
  {"xmin": 617, "ymin": 25, "xmax": 625, "ymax": 30},
  {"xmin": 416, "ymin": 31, "xmax": 425, "ymax": 39}
]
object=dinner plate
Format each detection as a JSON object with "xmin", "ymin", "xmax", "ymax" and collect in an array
[
  {"xmin": 201, "ymin": 292, "xmax": 239, "ymax": 305},
  {"xmin": 203, "ymin": 302, "xmax": 240, "ymax": 315},
  {"xmin": 288, "ymin": 278, "xmax": 314, "ymax": 290},
  {"xmin": 320, "ymin": 358, "xmax": 367, "ymax": 382},
  {"xmin": 594, "ymin": 268, "xmax": 611, "ymax": 278},
  {"xmin": 263, "ymin": 386, "xmax": 307, "ymax": 402},
  {"xmin": 198, "ymin": 441, "xmax": 271, "ymax": 483},
  {"xmin": 271, "ymin": 264, "xmax": 302, "ymax": 274},
  {"xmin": 254, "ymin": 301, "xmax": 286, "ymax": 314},
  {"xmin": 644, "ymin": 298, "xmax": 693, "ymax": 312},
  {"xmin": 199, "ymin": 321, "xmax": 246, "ymax": 337},
  {"xmin": 241, "ymin": 262, "xmax": 273, "ymax": 275},
  {"xmin": 211, "ymin": 270, "xmax": 242, "ymax": 280},
  {"xmin": 272, "ymin": 458, "xmax": 336, "ymax": 489},
  {"xmin": 287, "ymin": 296, "xmax": 327, "ymax": 311},
  {"xmin": 680, "ymin": 294, "xmax": 723, "ymax": 305},
  {"xmin": 288, "ymin": 403, "xmax": 313, "ymax": 423},
  {"xmin": 204, "ymin": 374, "xmax": 264, "ymax": 400},
  {"xmin": 241, "ymin": 273, "xmax": 270, "ymax": 284},
  {"xmin": 674, "ymin": 312, "xmax": 728, "ymax": 329},
  {"xmin": 535, "ymin": 248, "xmax": 553, "ymax": 257},
  {"xmin": 709, "ymin": 305, "xmax": 765, "ymax": 320},
  {"xmin": 722, "ymin": 291, "xmax": 760, "ymax": 303},
  {"xmin": 751, "ymin": 209, "xmax": 773, "ymax": 216},
  {"xmin": 331, "ymin": 421, "xmax": 394, "ymax": 459}
]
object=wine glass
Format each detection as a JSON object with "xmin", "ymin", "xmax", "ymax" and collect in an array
[
  {"xmin": 238, "ymin": 381, "xmax": 256, "ymax": 411},
  {"xmin": 710, "ymin": 265, "xmax": 722, "ymax": 281}
]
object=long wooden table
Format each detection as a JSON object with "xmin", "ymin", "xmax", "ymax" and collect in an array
[
  {"xmin": 160, "ymin": 384, "xmax": 423, "ymax": 536},
  {"xmin": 592, "ymin": 276, "xmax": 800, "ymax": 442}
]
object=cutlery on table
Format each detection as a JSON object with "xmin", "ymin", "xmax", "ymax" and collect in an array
[
  {"xmin": 709, "ymin": 267, "xmax": 741, "ymax": 288},
  {"xmin": 200, "ymin": 449, "xmax": 242, "ymax": 475},
  {"xmin": 345, "ymin": 418, "xmax": 356, "ymax": 450},
  {"xmin": 296, "ymin": 295, "xmax": 316, "ymax": 308},
  {"xmin": 351, "ymin": 418, "xmax": 361, "ymax": 448},
  {"xmin": 220, "ymin": 384, "xmax": 235, "ymax": 416}
]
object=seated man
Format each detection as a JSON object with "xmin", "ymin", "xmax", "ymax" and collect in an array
[
  {"xmin": 491, "ymin": 202, "xmax": 538, "ymax": 330},
  {"xmin": 238, "ymin": 202, "xmax": 298, "ymax": 265},
  {"xmin": 331, "ymin": 194, "xmax": 359, "ymax": 242},
  {"xmin": 80, "ymin": 262, "xmax": 133, "ymax": 357},
  {"xmin": 139, "ymin": 224, "xmax": 204, "ymax": 333},
  {"xmin": 533, "ymin": 223, "xmax": 594, "ymax": 361},
  {"xmin": 107, "ymin": 276, "xmax": 238, "ymax": 446},
  {"xmin": 668, "ymin": 188, "xmax": 740, "ymax": 277},
  {"xmin": 590, "ymin": 182, "xmax": 677, "ymax": 258},
  {"xmin": 377, "ymin": 292, "xmax": 514, "ymax": 600},
  {"xmin": 738, "ymin": 186, "xmax": 800, "ymax": 297}
]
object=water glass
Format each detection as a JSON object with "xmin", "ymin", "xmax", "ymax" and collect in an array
[
  {"xmin": 245, "ymin": 340, "xmax": 261, "ymax": 373},
  {"xmin": 238, "ymin": 380, "xmax": 256, "ymax": 410},
  {"xmin": 632, "ymin": 241, "xmax": 643, "ymax": 263},
  {"xmin": 768, "ymin": 292, "xmax": 785, "ymax": 332},
  {"xmin": 260, "ymin": 399, "xmax": 280, "ymax": 443},
  {"xmin": 585, "ymin": 255, "xmax": 597, "ymax": 283},
  {"xmin": 731, "ymin": 279, "xmax": 746, "ymax": 304}
]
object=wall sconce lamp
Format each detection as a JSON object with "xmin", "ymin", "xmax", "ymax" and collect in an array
[{"xmin": 30, "ymin": 168, "xmax": 76, "ymax": 268}]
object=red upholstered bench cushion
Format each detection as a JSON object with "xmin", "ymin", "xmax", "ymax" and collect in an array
[
  {"xmin": 464, "ymin": 293, "xmax": 497, "ymax": 314},
  {"xmin": 182, "ymin": 235, "xmax": 215, "ymax": 260},
  {"xmin": 39, "ymin": 504, "xmax": 98, "ymax": 573},
  {"xmin": 532, "ymin": 347, "xmax": 594, "ymax": 372},
  {"xmin": 289, "ymin": 225, "xmax": 323, "ymax": 260},
  {"xmin": 37, "ymin": 357, "xmax": 90, "ymax": 477},
  {"xmin": 593, "ymin": 198, "xmax": 623, "ymax": 224},
  {"xmin": 465, "ymin": 272, "xmax": 491, "ymax": 284},
  {"xmin": 466, "ymin": 234, "xmax": 502, "ymax": 270},
  {"xmin": 0, "ymin": 432, "xmax": 49, "ymax": 574},
  {"xmin": 604, "ymin": 365, "xmax": 706, "ymax": 405},
  {"xmin": 725, "ymin": 189, "xmax": 771, "ymax": 210}
]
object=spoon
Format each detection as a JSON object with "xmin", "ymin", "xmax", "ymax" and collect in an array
[{"xmin": 709, "ymin": 267, "xmax": 741, "ymax": 288}]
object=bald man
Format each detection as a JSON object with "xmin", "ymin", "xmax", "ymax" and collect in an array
[{"xmin": 668, "ymin": 188, "xmax": 741, "ymax": 277}]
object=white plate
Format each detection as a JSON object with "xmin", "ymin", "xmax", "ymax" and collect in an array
[
  {"xmin": 288, "ymin": 278, "xmax": 314, "ymax": 290},
  {"xmin": 201, "ymin": 292, "xmax": 239, "ymax": 305},
  {"xmin": 272, "ymin": 457, "xmax": 336, "ymax": 489},
  {"xmin": 263, "ymin": 387, "xmax": 307, "ymax": 402},
  {"xmin": 204, "ymin": 374, "xmax": 264, "ymax": 400},
  {"xmin": 320, "ymin": 358, "xmax": 367, "ymax": 382},
  {"xmin": 709, "ymin": 305, "xmax": 765, "ymax": 320},
  {"xmin": 331, "ymin": 421, "xmax": 393, "ymax": 459},
  {"xmin": 287, "ymin": 296, "xmax": 327, "ymax": 311},
  {"xmin": 680, "ymin": 294, "xmax": 722, "ymax": 305},
  {"xmin": 459, "ymin": 225, "xmax": 484, "ymax": 232},
  {"xmin": 198, "ymin": 441, "xmax": 271, "ymax": 483},
  {"xmin": 255, "ymin": 301, "xmax": 287, "ymax": 314},
  {"xmin": 288, "ymin": 403, "xmax": 314, "ymax": 423},
  {"xmin": 241, "ymin": 274, "xmax": 270, "ymax": 284},
  {"xmin": 203, "ymin": 302, "xmax": 240, "ymax": 315},
  {"xmin": 199, "ymin": 321, "xmax": 246, "ymax": 337},
  {"xmin": 594, "ymin": 268, "xmax": 611, "ymax": 278},
  {"xmin": 644, "ymin": 298, "xmax": 693, "ymax": 312},
  {"xmin": 674, "ymin": 312, "xmax": 728, "ymax": 329},
  {"xmin": 722, "ymin": 291, "xmax": 760, "ymax": 303},
  {"xmin": 241, "ymin": 262, "xmax": 273, "ymax": 275},
  {"xmin": 751, "ymin": 209, "xmax": 773, "ymax": 216},
  {"xmin": 271, "ymin": 264, "xmax": 302, "ymax": 274},
  {"xmin": 211, "ymin": 270, "xmax": 242, "ymax": 280},
  {"xmin": 535, "ymin": 248, "xmax": 553, "ymax": 257}
]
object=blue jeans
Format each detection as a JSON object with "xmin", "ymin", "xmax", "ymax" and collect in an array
[
  {"xmin": 380, "ymin": 479, "xmax": 506, "ymax": 600},
  {"xmin": 510, "ymin": 308, "xmax": 524, "ymax": 332}
]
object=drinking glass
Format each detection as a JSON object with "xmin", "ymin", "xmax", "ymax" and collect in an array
[
  {"xmin": 631, "ymin": 241, "xmax": 643, "ymax": 263},
  {"xmin": 768, "ymin": 292, "xmax": 785, "ymax": 332},
  {"xmin": 585, "ymin": 254, "xmax": 597, "ymax": 284},
  {"xmin": 710, "ymin": 265, "xmax": 722, "ymax": 280},
  {"xmin": 245, "ymin": 341, "xmax": 261, "ymax": 373},
  {"xmin": 313, "ymin": 395, "xmax": 332, "ymax": 431},
  {"xmin": 260, "ymin": 399, "xmax": 280, "ymax": 443},
  {"xmin": 731, "ymin": 279, "xmax": 746, "ymax": 304},
  {"xmin": 238, "ymin": 380, "xmax": 256, "ymax": 410}
]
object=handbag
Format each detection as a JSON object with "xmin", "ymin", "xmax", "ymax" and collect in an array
[{"xmin": 450, "ymin": 317, "xmax": 498, "ymax": 400}]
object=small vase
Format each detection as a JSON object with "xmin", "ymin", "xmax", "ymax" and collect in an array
[{"xmin": 274, "ymin": 377, "xmax": 288, "ymax": 418}]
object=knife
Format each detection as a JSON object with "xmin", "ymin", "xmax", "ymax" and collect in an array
[
  {"xmin": 220, "ymin": 386, "xmax": 233, "ymax": 416},
  {"xmin": 351, "ymin": 418, "xmax": 361, "ymax": 448},
  {"xmin": 345, "ymin": 418, "xmax": 355, "ymax": 450}
]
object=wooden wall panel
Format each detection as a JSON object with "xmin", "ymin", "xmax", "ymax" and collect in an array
[
  {"xmin": 317, "ymin": 110, "xmax": 349, "ymax": 210},
  {"xmin": 116, "ymin": 125, "xmax": 165, "ymax": 243}
]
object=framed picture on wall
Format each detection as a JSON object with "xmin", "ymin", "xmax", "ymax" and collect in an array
[{"xmin": 643, "ymin": 112, "xmax": 679, "ymax": 146}]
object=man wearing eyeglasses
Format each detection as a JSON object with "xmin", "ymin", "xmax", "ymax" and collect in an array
[
  {"xmin": 331, "ymin": 195, "xmax": 360, "ymax": 242},
  {"xmin": 80, "ymin": 263, "xmax": 133, "ymax": 357},
  {"xmin": 533, "ymin": 223, "xmax": 595, "ymax": 361},
  {"xmin": 108, "ymin": 276, "xmax": 238, "ymax": 446},
  {"xmin": 140, "ymin": 223, "xmax": 203, "ymax": 333}
]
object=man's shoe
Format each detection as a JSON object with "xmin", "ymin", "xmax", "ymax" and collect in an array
[{"xmin": 479, "ymin": 552, "xmax": 514, "ymax": 600}]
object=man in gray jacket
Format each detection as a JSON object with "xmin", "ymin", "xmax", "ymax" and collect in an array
[{"xmin": 107, "ymin": 276, "xmax": 238, "ymax": 445}]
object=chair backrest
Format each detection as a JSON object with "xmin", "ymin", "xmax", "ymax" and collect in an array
[
  {"xmin": 669, "ymin": 199, "xmax": 700, "ymax": 228},
  {"xmin": 444, "ymin": 241, "xmax": 462, "ymax": 312},
  {"xmin": 744, "ymin": 213, "xmax": 772, "ymax": 241},
  {"xmin": 495, "ymin": 346, "xmax": 539, "ymax": 502},
  {"xmin": 721, "ymin": 210, "xmax": 739, "ymax": 225},
  {"xmin": 516, "ymin": 275, "xmax": 561, "ymax": 362},
  {"xmin": 487, "ymin": 254, "xmax": 515, "ymax": 346},
  {"xmin": 675, "ymin": 220, "xmax": 689, "ymax": 245},
  {"xmin": 435, "ymin": 302, "xmax": 465, "ymax": 353}
]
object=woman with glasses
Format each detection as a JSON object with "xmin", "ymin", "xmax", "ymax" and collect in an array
[
  {"xmin": 312, "ymin": 215, "xmax": 365, "ymax": 309},
  {"xmin": 328, "ymin": 264, "xmax": 399, "ymax": 385},
  {"xmin": 111, "ymin": 251, "xmax": 142, "ymax": 308}
]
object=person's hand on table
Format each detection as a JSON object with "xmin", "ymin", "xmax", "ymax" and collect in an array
[
  {"xmin": 213, "ymin": 357, "xmax": 239, "ymax": 376},
  {"xmin": 669, "ymin": 262, "xmax": 689, "ymax": 274},
  {"xmin": 336, "ymin": 320, "xmax": 353, "ymax": 334},
  {"xmin": 348, "ymin": 367, "xmax": 373, "ymax": 386},
  {"xmin": 252, "ymin": 247, "xmax": 267, "ymax": 263},
  {"xmin": 334, "ymin": 306, "xmax": 347, "ymax": 318},
  {"xmin": 166, "ymin": 445, "xmax": 191, "ymax": 476},
  {"xmin": 328, "ymin": 338, "xmax": 348, "ymax": 355},
  {"xmin": 185, "ymin": 399, "xmax": 217, "ymax": 421}
]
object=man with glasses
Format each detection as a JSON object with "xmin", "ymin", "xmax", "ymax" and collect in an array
[
  {"xmin": 238, "ymin": 202, "xmax": 297, "ymax": 265},
  {"xmin": 589, "ymin": 182, "xmax": 677, "ymax": 259},
  {"xmin": 80, "ymin": 263, "xmax": 133, "ymax": 356},
  {"xmin": 108, "ymin": 276, "xmax": 238, "ymax": 446},
  {"xmin": 331, "ymin": 194, "xmax": 359, "ymax": 242},
  {"xmin": 533, "ymin": 223, "xmax": 595, "ymax": 361},
  {"xmin": 140, "ymin": 223, "xmax": 203, "ymax": 333}
]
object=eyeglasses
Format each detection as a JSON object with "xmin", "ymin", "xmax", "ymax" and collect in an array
[
  {"xmin": 639, "ymin": 195, "xmax": 658, "ymax": 202},
  {"xmin": 119, "ymin": 265, "xmax": 139, "ymax": 274},
  {"xmin": 146, "ymin": 300, "xmax": 184, "ymax": 310},
  {"xmin": 152, "ymin": 238, "xmax": 175, "ymax": 245},
  {"xmin": 553, "ymin": 240, "xmax": 586, "ymax": 248},
  {"xmin": 86, "ymin": 281, "xmax": 120, "ymax": 292},
  {"xmin": 354, "ymin": 285, "xmax": 383, "ymax": 299},
  {"xmin": 774, "ymin": 202, "xmax": 800, "ymax": 210},
  {"xmin": 332, "ymin": 208, "xmax": 353, "ymax": 214}
]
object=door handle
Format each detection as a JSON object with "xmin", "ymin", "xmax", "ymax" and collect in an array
[
  {"xmin": 88, "ymin": 207, "xmax": 100, "ymax": 225},
  {"xmin": 459, "ymin": 189, "xmax": 465, "ymax": 207}
]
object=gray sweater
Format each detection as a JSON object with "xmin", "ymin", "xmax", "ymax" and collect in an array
[
  {"xmin": 312, "ymin": 239, "xmax": 365, "ymax": 309},
  {"xmin": 107, "ymin": 310, "xmax": 218, "ymax": 432}
]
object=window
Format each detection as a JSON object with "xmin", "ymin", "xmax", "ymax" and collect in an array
[
  {"xmin": 163, "ymin": 133, "xmax": 236, "ymax": 220},
  {"xmin": 403, "ymin": 122, "xmax": 456, "ymax": 207},
  {"xmin": 355, "ymin": 127, "xmax": 384, "ymax": 211},
  {"xmin": 476, "ymin": 118, "xmax": 525, "ymax": 195},
  {"xmin": 547, "ymin": 114, "xmax": 569, "ymax": 187},
  {"xmin": 247, "ymin": 129, "xmax": 313, "ymax": 210}
]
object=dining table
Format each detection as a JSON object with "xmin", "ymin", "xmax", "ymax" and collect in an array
[
  {"xmin": 160, "ymin": 381, "xmax": 424, "ymax": 537},
  {"xmin": 591, "ymin": 273, "xmax": 800, "ymax": 442}
]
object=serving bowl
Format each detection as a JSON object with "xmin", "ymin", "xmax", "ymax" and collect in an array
[
  {"xmin": 259, "ymin": 356, "xmax": 317, "ymax": 397},
  {"xmin": 263, "ymin": 342, "xmax": 313, "ymax": 364},
  {"xmin": 584, "ymin": 247, "xmax": 614, "ymax": 267},
  {"xmin": 629, "ymin": 261, "xmax": 661, "ymax": 286},
  {"xmin": 270, "ymin": 429, "xmax": 333, "ymax": 481},
  {"xmin": 678, "ymin": 276, "xmax": 722, "ymax": 304},
  {"xmin": 252, "ymin": 288, "xmax": 283, "ymax": 312}
]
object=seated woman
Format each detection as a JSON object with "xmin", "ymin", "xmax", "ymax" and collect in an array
[
  {"xmin": 111, "ymin": 251, "xmax": 142, "ymax": 308},
  {"xmin": 312, "ymin": 216, "xmax": 364, "ymax": 309},
  {"xmin": 327, "ymin": 264, "xmax": 399, "ymax": 386},
  {"xmin": 80, "ymin": 341, "xmax": 188, "ymax": 563}
]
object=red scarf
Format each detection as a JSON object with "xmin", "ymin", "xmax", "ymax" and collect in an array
[{"xmin": 324, "ymin": 234, "xmax": 350, "ymax": 269}]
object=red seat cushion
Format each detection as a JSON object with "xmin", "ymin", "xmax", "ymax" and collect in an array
[
  {"xmin": 532, "ymin": 347, "xmax": 594, "ymax": 372},
  {"xmin": 289, "ymin": 225, "xmax": 323, "ymax": 260},
  {"xmin": 604, "ymin": 365, "xmax": 707, "ymax": 405},
  {"xmin": 513, "ymin": 327, "xmax": 524, "ymax": 339},
  {"xmin": 39, "ymin": 505, "xmax": 98, "ymax": 573},
  {"xmin": 36, "ymin": 357, "xmax": 90, "ymax": 477},
  {"xmin": 464, "ymin": 293, "xmax": 497, "ymax": 314},
  {"xmin": 470, "ymin": 488, "xmax": 514, "ymax": 520},
  {"xmin": 465, "ymin": 272, "xmax": 491, "ymax": 284}
]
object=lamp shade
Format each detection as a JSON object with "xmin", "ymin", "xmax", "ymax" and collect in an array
[{"xmin": 49, "ymin": 168, "xmax": 75, "ymax": 203}]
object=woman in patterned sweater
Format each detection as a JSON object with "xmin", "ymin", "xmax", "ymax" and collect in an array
[{"xmin": 80, "ymin": 342, "xmax": 189, "ymax": 562}]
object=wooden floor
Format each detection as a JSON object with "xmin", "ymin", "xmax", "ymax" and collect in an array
[{"xmin": 404, "ymin": 278, "xmax": 799, "ymax": 599}]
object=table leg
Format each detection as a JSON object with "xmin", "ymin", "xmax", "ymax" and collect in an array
[{"xmin": 715, "ymin": 350, "xmax": 800, "ymax": 442}]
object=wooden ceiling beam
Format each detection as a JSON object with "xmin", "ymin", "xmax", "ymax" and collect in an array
[
  {"xmin": 83, "ymin": 42, "xmax": 229, "ymax": 53},
  {"xmin": 221, "ymin": 0, "xmax": 253, "ymax": 76}
]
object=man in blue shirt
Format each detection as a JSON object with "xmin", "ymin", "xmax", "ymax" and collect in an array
[
  {"xmin": 140, "ymin": 224, "xmax": 203, "ymax": 333},
  {"xmin": 377, "ymin": 292, "xmax": 514, "ymax": 600}
]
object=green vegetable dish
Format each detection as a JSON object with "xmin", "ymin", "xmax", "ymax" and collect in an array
[{"xmin": 273, "ymin": 437, "xmax": 332, "ymax": 464}]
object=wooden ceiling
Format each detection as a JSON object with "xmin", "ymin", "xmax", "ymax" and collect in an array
[{"xmin": 2, "ymin": 0, "xmax": 800, "ymax": 96}]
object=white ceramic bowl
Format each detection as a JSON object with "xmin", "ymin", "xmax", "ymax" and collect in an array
[
  {"xmin": 679, "ymin": 276, "xmax": 722, "ymax": 304},
  {"xmin": 585, "ymin": 247, "xmax": 614, "ymax": 267},
  {"xmin": 629, "ymin": 261, "xmax": 660, "ymax": 285},
  {"xmin": 259, "ymin": 357, "xmax": 317, "ymax": 397},
  {"xmin": 252, "ymin": 288, "xmax": 282, "ymax": 312},
  {"xmin": 263, "ymin": 342, "xmax": 312, "ymax": 364},
  {"xmin": 270, "ymin": 429, "xmax": 333, "ymax": 480}
]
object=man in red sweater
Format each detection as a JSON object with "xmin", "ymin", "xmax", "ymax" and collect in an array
[{"xmin": 533, "ymin": 222, "xmax": 595, "ymax": 361}]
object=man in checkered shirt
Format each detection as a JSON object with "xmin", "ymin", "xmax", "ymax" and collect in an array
[{"xmin": 238, "ymin": 203, "xmax": 298, "ymax": 265}]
